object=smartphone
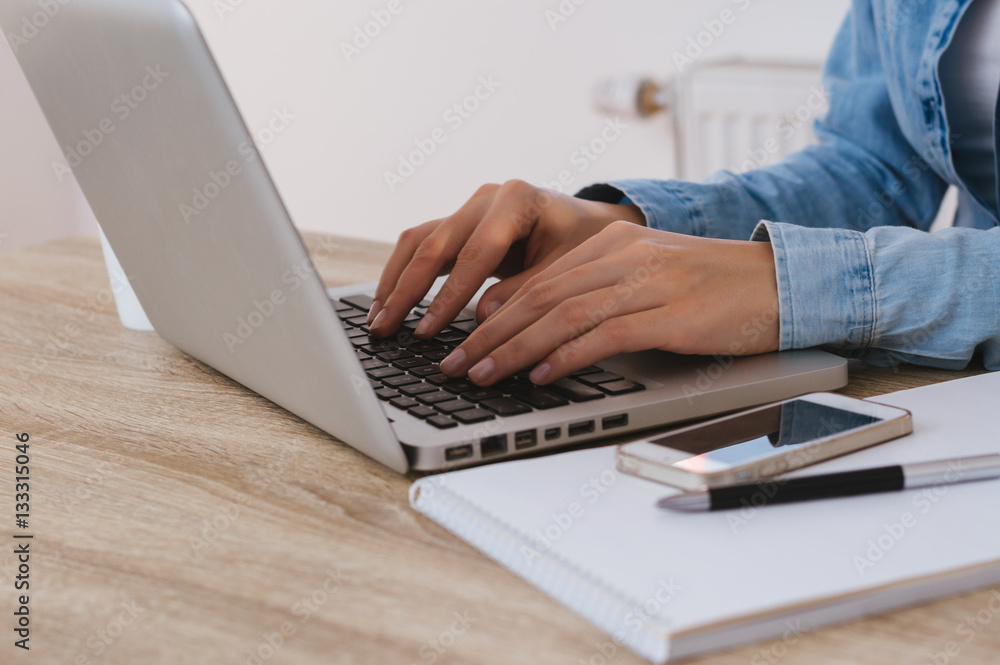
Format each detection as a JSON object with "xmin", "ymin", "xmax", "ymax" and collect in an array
[{"xmin": 615, "ymin": 393, "xmax": 912, "ymax": 490}]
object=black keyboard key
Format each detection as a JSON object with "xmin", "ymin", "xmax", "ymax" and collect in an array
[
  {"xmin": 377, "ymin": 349, "xmax": 414, "ymax": 362},
  {"xmin": 427, "ymin": 415, "xmax": 458, "ymax": 429},
  {"xmin": 435, "ymin": 399, "xmax": 476, "ymax": 414},
  {"xmin": 441, "ymin": 380, "xmax": 476, "ymax": 394},
  {"xmin": 505, "ymin": 383, "xmax": 569, "ymax": 410},
  {"xmin": 355, "ymin": 351, "xmax": 372, "ymax": 361},
  {"xmin": 347, "ymin": 328, "xmax": 370, "ymax": 339},
  {"xmin": 367, "ymin": 366, "xmax": 403, "ymax": 380},
  {"xmin": 415, "ymin": 299, "xmax": 432, "ymax": 309},
  {"xmin": 416, "ymin": 390, "xmax": 457, "ymax": 405},
  {"xmin": 334, "ymin": 301, "xmax": 356, "ymax": 313},
  {"xmin": 375, "ymin": 388, "xmax": 400, "ymax": 401},
  {"xmin": 480, "ymin": 397, "xmax": 533, "ymax": 416},
  {"xmin": 408, "ymin": 405, "xmax": 437, "ymax": 419},
  {"xmin": 424, "ymin": 349, "xmax": 451, "ymax": 361},
  {"xmin": 548, "ymin": 378, "xmax": 606, "ymax": 402},
  {"xmin": 597, "ymin": 379, "xmax": 645, "ymax": 396},
  {"xmin": 450, "ymin": 320, "xmax": 478, "ymax": 334},
  {"xmin": 425, "ymin": 373, "xmax": 452, "ymax": 385},
  {"xmin": 383, "ymin": 374, "xmax": 421, "ymax": 388},
  {"xmin": 409, "ymin": 340, "xmax": 443, "ymax": 353},
  {"xmin": 572, "ymin": 365, "xmax": 603, "ymax": 377},
  {"xmin": 409, "ymin": 364, "xmax": 441, "ymax": 377},
  {"xmin": 435, "ymin": 331, "xmax": 467, "ymax": 344},
  {"xmin": 452, "ymin": 408, "xmax": 495, "ymax": 424},
  {"xmin": 451, "ymin": 310, "xmax": 476, "ymax": 323},
  {"xmin": 390, "ymin": 396, "xmax": 420, "ymax": 409},
  {"xmin": 462, "ymin": 388, "xmax": 502, "ymax": 402},
  {"xmin": 345, "ymin": 315, "xmax": 369, "ymax": 327},
  {"xmin": 400, "ymin": 382, "xmax": 438, "ymax": 396},
  {"xmin": 340, "ymin": 294, "xmax": 374, "ymax": 311},
  {"xmin": 351, "ymin": 336, "xmax": 373, "ymax": 348},
  {"xmin": 394, "ymin": 357, "xmax": 432, "ymax": 369},
  {"xmin": 577, "ymin": 371, "xmax": 625, "ymax": 386},
  {"xmin": 362, "ymin": 341, "xmax": 401, "ymax": 354},
  {"xmin": 360, "ymin": 358, "xmax": 387, "ymax": 371}
]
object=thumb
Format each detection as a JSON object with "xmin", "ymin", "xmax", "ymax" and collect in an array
[{"xmin": 475, "ymin": 265, "xmax": 547, "ymax": 322}]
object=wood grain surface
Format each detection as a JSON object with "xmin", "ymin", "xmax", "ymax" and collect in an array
[{"xmin": 0, "ymin": 233, "xmax": 996, "ymax": 665}]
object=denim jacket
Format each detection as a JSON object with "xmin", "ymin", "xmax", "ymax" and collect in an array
[{"xmin": 581, "ymin": 0, "xmax": 1000, "ymax": 370}]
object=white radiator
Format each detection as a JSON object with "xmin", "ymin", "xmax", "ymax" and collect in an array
[{"xmin": 593, "ymin": 59, "xmax": 956, "ymax": 227}]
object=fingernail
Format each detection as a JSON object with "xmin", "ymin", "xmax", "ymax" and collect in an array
[
  {"xmin": 468, "ymin": 357, "xmax": 495, "ymax": 384},
  {"xmin": 439, "ymin": 348, "xmax": 467, "ymax": 375},
  {"xmin": 484, "ymin": 300, "xmax": 501, "ymax": 318},
  {"xmin": 367, "ymin": 299, "xmax": 382, "ymax": 325},
  {"xmin": 371, "ymin": 308, "xmax": 388, "ymax": 332},
  {"xmin": 414, "ymin": 312, "xmax": 437, "ymax": 337},
  {"xmin": 529, "ymin": 362, "xmax": 551, "ymax": 384}
]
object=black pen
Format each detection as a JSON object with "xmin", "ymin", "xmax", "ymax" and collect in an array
[{"xmin": 656, "ymin": 454, "xmax": 1000, "ymax": 512}]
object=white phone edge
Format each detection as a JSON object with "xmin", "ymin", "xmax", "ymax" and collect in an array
[{"xmin": 615, "ymin": 392, "xmax": 913, "ymax": 491}]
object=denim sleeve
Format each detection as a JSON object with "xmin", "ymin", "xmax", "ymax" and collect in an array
[
  {"xmin": 752, "ymin": 220, "xmax": 1000, "ymax": 370},
  {"xmin": 577, "ymin": 0, "xmax": 948, "ymax": 239}
]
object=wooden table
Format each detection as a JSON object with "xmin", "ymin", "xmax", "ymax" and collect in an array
[{"xmin": 0, "ymin": 233, "xmax": 996, "ymax": 665}]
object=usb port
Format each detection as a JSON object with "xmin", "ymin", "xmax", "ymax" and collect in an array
[
  {"xmin": 445, "ymin": 445, "xmax": 473, "ymax": 462},
  {"xmin": 480, "ymin": 435, "xmax": 508, "ymax": 457},
  {"xmin": 602, "ymin": 414, "xmax": 629, "ymax": 430},
  {"xmin": 514, "ymin": 430, "xmax": 537, "ymax": 450},
  {"xmin": 544, "ymin": 427, "xmax": 561, "ymax": 441},
  {"xmin": 568, "ymin": 420, "xmax": 595, "ymax": 437}
]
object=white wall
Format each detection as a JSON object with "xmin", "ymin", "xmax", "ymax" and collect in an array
[{"xmin": 0, "ymin": 0, "xmax": 848, "ymax": 251}]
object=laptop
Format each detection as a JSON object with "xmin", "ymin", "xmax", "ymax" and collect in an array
[{"xmin": 0, "ymin": 0, "xmax": 847, "ymax": 473}]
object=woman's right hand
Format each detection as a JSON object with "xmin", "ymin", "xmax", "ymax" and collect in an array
[{"xmin": 368, "ymin": 179, "xmax": 646, "ymax": 338}]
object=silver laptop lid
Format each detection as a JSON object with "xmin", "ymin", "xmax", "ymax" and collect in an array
[{"xmin": 1, "ymin": 0, "xmax": 409, "ymax": 472}]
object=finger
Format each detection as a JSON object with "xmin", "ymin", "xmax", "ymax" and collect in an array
[
  {"xmin": 528, "ymin": 309, "xmax": 669, "ymax": 384},
  {"xmin": 460, "ymin": 282, "xmax": 664, "ymax": 386},
  {"xmin": 414, "ymin": 181, "xmax": 549, "ymax": 338},
  {"xmin": 475, "ymin": 262, "xmax": 550, "ymax": 322},
  {"xmin": 370, "ymin": 220, "xmax": 443, "ymax": 324},
  {"xmin": 497, "ymin": 220, "xmax": 645, "ymax": 318},
  {"xmin": 445, "ymin": 255, "xmax": 639, "ymax": 377},
  {"xmin": 371, "ymin": 190, "xmax": 494, "ymax": 335}
]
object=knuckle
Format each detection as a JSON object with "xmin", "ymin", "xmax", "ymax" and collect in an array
[
  {"xmin": 499, "ymin": 178, "xmax": 532, "ymax": 196},
  {"xmin": 557, "ymin": 297, "xmax": 592, "ymax": 329},
  {"xmin": 523, "ymin": 280, "xmax": 556, "ymax": 312},
  {"xmin": 598, "ymin": 317, "xmax": 632, "ymax": 351},
  {"xmin": 474, "ymin": 182, "xmax": 500, "ymax": 198},
  {"xmin": 455, "ymin": 242, "xmax": 485, "ymax": 268}
]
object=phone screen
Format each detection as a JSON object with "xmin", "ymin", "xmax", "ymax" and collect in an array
[{"xmin": 649, "ymin": 399, "xmax": 882, "ymax": 472}]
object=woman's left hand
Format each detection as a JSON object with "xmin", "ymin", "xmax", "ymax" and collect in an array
[{"xmin": 437, "ymin": 221, "xmax": 782, "ymax": 386}]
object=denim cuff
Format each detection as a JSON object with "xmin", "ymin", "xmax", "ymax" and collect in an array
[
  {"xmin": 577, "ymin": 180, "xmax": 702, "ymax": 236},
  {"xmin": 751, "ymin": 220, "xmax": 876, "ymax": 351}
]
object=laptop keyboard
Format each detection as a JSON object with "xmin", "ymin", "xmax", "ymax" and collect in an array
[{"xmin": 335, "ymin": 295, "xmax": 646, "ymax": 430}]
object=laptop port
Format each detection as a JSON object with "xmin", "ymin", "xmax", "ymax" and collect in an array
[
  {"xmin": 445, "ymin": 445, "xmax": 473, "ymax": 462},
  {"xmin": 568, "ymin": 420, "xmax": 595, "ymax": 437},
  {"xmin": 514, "ymin": 430, "xmax": 537, "ymax": 450},
  {"xmin": 544, "ymin": 427, "xmax": 561, "ymax": 441},
  {"xmin": 480, "ymin": 435, "xmax": 508, "ymax": 457},
  {"xmin": 602, "ymin": 414, "xmax": 629, "ymax": 430}
]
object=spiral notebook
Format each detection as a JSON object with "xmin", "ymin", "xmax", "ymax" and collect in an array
[{"xmin": 410, "ymin": 373, "xmax": 1000, "ymax": 662}]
